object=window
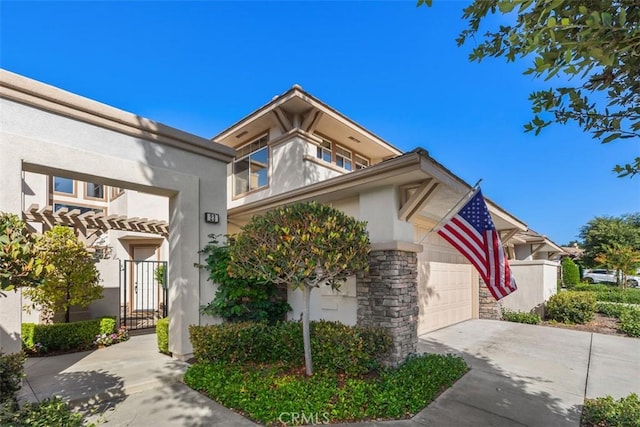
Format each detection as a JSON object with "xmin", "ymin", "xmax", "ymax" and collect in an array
[
  {"xmin": 335, "ymin": 146, "xmax": 352, "ymax": 171},
  {"xmin": 53, "ymin": 203, "xmax": 104, "ymax": 215},
  {"xmin": 110, "ymin": 186, "xmax": 125, "ymax": 200},
  {"xmin": 234, "ymin": 134, "xmax": 269, "ymax": 196},
  {"xmin": 316, "ymin": 138, "xmax": 332, "ymax": 163},
  {"xmin": 355, "ymin": 155, "xmax": 369, "ymax": 170},
  {"xmin": 53, "ymin": 176, "xmax": 74, "ymax": 194},
  {"xmin": 85, "ymin": 182, "xmax": 105, "ymax": 199}
]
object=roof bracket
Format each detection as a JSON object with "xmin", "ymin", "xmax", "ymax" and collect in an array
[{"xmin": 398, "ymin": 179, "xmax": 440, "ymax": 222}]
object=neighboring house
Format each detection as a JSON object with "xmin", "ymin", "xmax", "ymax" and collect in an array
[{"xmin": 213, "ymin": 85, "xmax": 562, "ymax": 361}]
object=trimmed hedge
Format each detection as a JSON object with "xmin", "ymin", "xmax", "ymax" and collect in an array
[
  {"xmin": 189, "ymin": 320, "xmax": 392, "ymax": 375},
  {"xmin": 501, "ymin": 309, "xmax": 541, "ymax": 325},
  {"xmin": 562, "ymin": 258, "xmax": 580, "ymax": 287},
  {"xmin": 573, "ymin": 284, "xmax": 640, "ymax": 304},
  {"xmin": 156, "ymin": 317, "xmax": 170, "ymax": 355},
  {"xmin": 22, "ymin": 317, "xmax": 116, "ymax": 354},
  {"xmin": 546, "ymin": 291, "xmax": 596, "ymax": 324}
]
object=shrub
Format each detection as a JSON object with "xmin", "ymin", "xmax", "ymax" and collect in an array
[
  {"xmin": 189, "ymin": 320, "xmax": 391, "ymax": 375},
  {"xmin": 184, "ymin": 353, "xmax": 467, "ymax": 425},
  {"xmin": 596, "ymin": 302, "xmax": 628, "ymax": 318},
  {"xmin": 156, "ymin": 317, "xmax": 170, "ymax": 355},
  {"xmin": 546, "ymin": 291, "xmax": 596, "ymax": 324},
  {"xmin": 562, "ymin": 258, "xmax": 580, "ymax": 287},
  {"xmin": 0, "ymin": 397, "xmax": 86, "ymax": 427},
  {"xmin": 198, "ymin": 235, "xmax": 290, "ymax": 324},
  {"xmin": 94, "ymin": 327, "xmax": 129, "ymax": 347},
  {"xmin": 582, "ymin": 393, "xmax": 640, "ymax": 427},
  {"xmin": 22, "ymin": 317, "xmax": 117, "ymax": 354},
  {"xmin": 501, "ymin": 309, "xmax": 541, "ymax": 325},
  {"xmin": 573, "ymin": 284, "xmax": 640, "ymax": 304},
  {"xmin": 0, "ymin": 351, "xmax": 25, "ymax": 410},
  {"xmin": 620, "ymin": 309, "xmax": 640, "ymax": 338}
]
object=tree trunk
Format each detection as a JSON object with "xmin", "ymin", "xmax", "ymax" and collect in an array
[
  {"xmin": 302, "ymin": 284, "xmax": 313, "ymax": 376},
  {"xmin": 65, "ymin": 284, "xmax": 71, "ymax": 323}
]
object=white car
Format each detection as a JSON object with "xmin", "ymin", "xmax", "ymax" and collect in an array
[{"xmin": 583, "ymin": 269, "xmax": 640, "ymax": 287}]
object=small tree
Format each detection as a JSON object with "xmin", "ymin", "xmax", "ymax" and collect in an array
[
  {"xmin": 595, "ymin": 244, "xmax": 640, "ymax": 289},
  {"xmin": 229, "ymin": 202, "xmax": 370, "ymax": 376},
  {"xmin": 24, "ymin": 226, "xmax": 102, "ymax": 323},
  {"xmin": 561, "ymin": 257, "xmax": 580, "ymax": 287},
  {"xmin": 0, "ymin": 212, "xmax": 49, "ymax": 293}
]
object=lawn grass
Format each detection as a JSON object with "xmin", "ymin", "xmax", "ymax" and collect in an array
[{"xmin": 184, "ymin": 353, "xmax": 468, "ymax": 426}]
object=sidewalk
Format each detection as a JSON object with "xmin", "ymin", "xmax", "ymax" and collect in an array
[{"xmin": 19, "ymin": 321, "xmax": 640, "ymax": 426}]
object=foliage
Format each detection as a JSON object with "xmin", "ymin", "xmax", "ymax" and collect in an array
[
  {"xmin": 198, "ymin": 235, "xmax": 290, "ymax": 324},
  {"xmin": 620, "ymin": 309, "xmax": 640, "ymax": 338},
  {"xmin": 595, "ymin": 243, "xmax": 640, "ymax": 288},
  {"xmin": 0, "ymin": 351, "xmax": 25, "ymax": 411},
  {"xmin": 501, "ymin": 308, "xmax": 541, "ymax": 325},
  {"xmin": 154, "ymin": 264, "xmax": 167, "ymax": 289},
  {"xmin": 22, "ymin": 317, "xmax": 116, "ymax": 354},
  {"xmin": 562, "ymin": 257, "xmax": 580, "ymax": 286},
  {"xmin": 596, "ymin": 301, "xmax": 628, "ymax": 318},
  {"xmin": 579, "ymin": 214, "xmax": 640, "ymax": 268},
  {"xmin": 0, "ymin": 212, "xmax": 51, "ymax": 292},
  {"xmin": 23, "ymin": 226, "xmax": 102, "ymax": 323},
  {"xmin": 156, "ymin": 317, "xmax": 170, "ymax": 355},
  {"xmin": 574, "ymin": 284, "xmax": 640, "ymax": 304},
  {"xmin": 418, "ymin": 0, "xmax": 640, "ymax": 176},
  {"xmin": 183, "ymin": 353, "xmax": 468, "ymax": 425},
  {"xmin": 582, "ymin": 393, "xmax": 640, "ymax": 427},
  {"xmin": 0, "ymin": 397, "xmax": 87, "ymax": 427},
  {"xmin": 546, "ymin": 291, "xmax": 596, "ymax": 324},
  {"xmin": 229, "ymin": 202, "xmax": 370, "ymax": 375},
  {"xmin": 189, "ymin": 320, "xmax": 391, "ymax": 375},
  {"xmin": 94, "ymin": 327, "xmax": 129, "ymax": 347}
]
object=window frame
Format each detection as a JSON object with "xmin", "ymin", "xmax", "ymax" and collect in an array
[
  {"xmin": 233, "ymin": 133, "xmax": 270, "ymax": 197},
  {"xmin": 52, "ymin": 176, "xmax": 76, "ymax": 196},
  {"xmin": 335, "ymin": 145, "xmax": 353, "ymax": 171},
  {"xmin": 85, "ymin": 182, "xmax": 106, "ymax": 200}
]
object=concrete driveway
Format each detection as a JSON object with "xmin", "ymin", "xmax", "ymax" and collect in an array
[{"xmin": 19, "ymin": 320, "xmax": 640, "ymax": 426}]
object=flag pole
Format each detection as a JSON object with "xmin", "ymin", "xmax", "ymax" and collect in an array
[{"xmin": 417, "ymin": 178, "xmax": 483, "ymax": 245}]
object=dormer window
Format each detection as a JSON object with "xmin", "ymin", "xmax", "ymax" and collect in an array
[{"xmin": 234, "ymin": 133, "xmax": 269, "ymax": 196}]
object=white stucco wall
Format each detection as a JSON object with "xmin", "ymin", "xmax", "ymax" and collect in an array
[
  {"xmin": 0, "ymin": 92, "xmax": 230, "ymax": 357},
  {"xmin": 501, "ymin": 260, "xmax": 559, "ymax": 313}
]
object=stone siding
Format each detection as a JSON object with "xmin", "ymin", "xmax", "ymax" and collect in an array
[{"xmin": 478, "ymin": 280, "xmax": 502, "ymax": 320}]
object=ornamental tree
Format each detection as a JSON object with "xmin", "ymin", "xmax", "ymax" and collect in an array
[
  {"xmin": 579, "ymin": 213, "xmax": 640, "ymax": 267},
  {"xmin": 24, "ymin": 226, "xmax": 102, "ymax": 323},
  {"xmin": 0, "ymin": 212, "xmax": 50, "ymax": 293},
  {"xmin": 418, "ymin": 0, "xmax": 640, "ymax": 177},
  {"xmin": 595, "ymin": 243, "xmax": 640, "ymax": 288},
  {"xmin": 228, "ymin": 202, "xmax": 370, "ymax": 376}
]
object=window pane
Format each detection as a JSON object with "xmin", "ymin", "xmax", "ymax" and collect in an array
[
  {"xmin": 86, "ymin": 182, "xmax": 104, "ymax": 198},
  {"xmin": 54, "ymin": 203, "xmax": 103, "ymax": 215},
  {"xmin": 54, "ymin": 176, "xmax": 74, "ymax": 194},
  {"xmin": 250, "ymin": 147, "xmax": 268, "ymax": 189},
  {"xmin": 234, "ymin": 158, "xmax": 251, "ymax": 196}
]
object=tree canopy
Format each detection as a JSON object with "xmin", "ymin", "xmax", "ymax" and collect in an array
[
  {"xmin": 579, "ymin": 213, "xmax": 640, "ymax": 267},
  {"xmin": 419, "ymin": 0, "xmax": 640, "ymax": 177},
  {"xmin": 229, "ymin": 202, "xmax": 370, "ymax": 375}
]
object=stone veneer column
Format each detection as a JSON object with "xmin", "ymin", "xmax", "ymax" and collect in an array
[
  {"xmin": 478, "ymin": 279, "xmax": 502, "ymax": 320},
  {"xmin": 357, "ymin": 249, "xmax": 418, "ymax": 367}
]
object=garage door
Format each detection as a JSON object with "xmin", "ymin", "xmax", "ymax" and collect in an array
[{"xmin": 418, "ymin": 261, "xmax": 473, "ymax": 335}]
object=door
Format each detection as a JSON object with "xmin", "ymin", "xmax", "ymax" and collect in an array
[{"xmin": 132, "ymin": 246, "xmax": 158, "ymax": 312}]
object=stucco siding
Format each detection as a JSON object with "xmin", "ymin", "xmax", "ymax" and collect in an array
[{"xmin": 502, "ymin": 260, "xmax": 559, "ymax": 313}]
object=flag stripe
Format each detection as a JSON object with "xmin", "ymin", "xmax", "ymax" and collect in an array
[{"xmin": 438, "ymin": 227, "xmax": 489, "ymax": 283}]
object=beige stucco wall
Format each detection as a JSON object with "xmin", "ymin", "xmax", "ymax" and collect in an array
[
  {"xmin": 501, "ymin": 260, "xmax": 559, "ymax": 313},
  {"xmin": 0, "ymin": 92, "xmax": 230, "ymax": 357}
]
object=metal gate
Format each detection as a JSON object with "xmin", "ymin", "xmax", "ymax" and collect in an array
[{"xmin": 120, "ymin": 260, "xmax": 168, "ymax": 331}]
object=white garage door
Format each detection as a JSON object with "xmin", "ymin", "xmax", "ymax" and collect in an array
[{"xmin": 418, "ymin": 261, "xmax": 473, "ymax": 335}]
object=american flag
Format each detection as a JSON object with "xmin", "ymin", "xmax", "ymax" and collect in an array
[{"xmin": 436, "ymin": 189, "xmax": 517, "ymax": 300}]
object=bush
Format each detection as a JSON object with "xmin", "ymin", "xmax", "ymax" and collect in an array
[
  {"xmin": 546, "ymin": 291, "xmax": 596, "ymax": 324},
  {"xmin": 22, "ymin": 317, "xmax": 117, "ymax": 354},
  {"xmin": 620, "ymin": 309, "xmax": 640, "ymax": 338},
  {"xmin": 562, "ymin": 258, "xmax": 580, "ymax": 287},
  {"xmin": 573, "ymin": 284, "xmax": 640, "ymax": 304},
  {"xmin": 156, "ymin": 317, "xmax": 170, "ymax": 355},
  {"xmin": 501, "ymin": 309, "xmax": 541, "ymax": 325},
  {"xmin": 582, "ymin": 393, "xmax": 640, "ymax": 427},
  {"xmin": 189, "ymin": 320, "xmax": 391, "ymax": 375},
  {"xmin": 183, "ymin": 353, "xmax": 468, "ymax": 425},
  {"xmin": 0, "ymin": 397, "xmax": 86, "ymax": 427},
  {"xmin": 0, "ymin": 351, "xmax": 25, "ymax": 410},
  {"xmin": 596, "ymin": 302, "xmax": 628, "ymax": 318},
  {"xmin": 198, "ymin": 235, "xmax": 291, "ymax": 324}
]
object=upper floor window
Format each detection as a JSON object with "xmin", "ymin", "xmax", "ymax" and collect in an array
[
  {"xmin": 53, "ymin": 176, "xmax": 74, "ymax": 194},
  {"xmin": 355, "ymin": 155, "xmax": 369, "ymax": 170},
  {"xmin": 316, "ymin": 138, "xmax": 332, "ymax": 163},
  {"xmin": 54, "ymin": 203, "xmax": 104, "ymax": 215},
  {"xmin": 110, "ymin": 186, "xmax": 125, "ymax": 200},
  {"xmin": 234, "ymin": 134, "xmax": 269, "ymax": 196},
  {"xmin": 335, "ymin": 146, "xmax": 352, "ymax": 171},
  {"xmin": 85, "ymin": 182, "xmax": 105, "ymax": 199}
]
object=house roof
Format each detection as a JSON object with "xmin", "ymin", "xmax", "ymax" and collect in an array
[
  {"xmin": 228, "ymin": 148, "xmax": 529, "ymax": 234},
  {"xmin": 510, "ymin": 228, "xmax": 564, "ymax": 255},
  {"xmin": 211, "ymin": 84, "xmax": 403, "ymax": 161}
]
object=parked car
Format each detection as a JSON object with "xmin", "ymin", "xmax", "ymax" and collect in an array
[{"xmin": 582, "ymin": 269, "xmax": 640, "ymax": 287}]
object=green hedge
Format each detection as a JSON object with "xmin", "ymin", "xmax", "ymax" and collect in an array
[
  {"xmin": 546, "ymin": 292, "xmax": 596, "ymax": 324},
  {"xmin": 562, "ymin": 258, "xmax": 580, "ymax": 287},
  {"xmin": 22, "ymin": 317, "xmax": 116, "ymax": 354},
  {"xmin": 0, "ymin": 351, "xmax": 25, "ymax": 411},
  {"xmin": 156, "ymin": 317, "xmax": 170, "ymax": 355},
  {"xmin": 620, "ymin": 309, "xmax": 640, "ymax": 338},
  {"xmin": 573, "ymin": 284, "xmax": 640, "ymax": 304},
  {"xmin": 582, "ymin": 393, "xmax": 640, "ymax": 427},
  {"xmin": 501, "ymin": 309, "xmax": 541, "ymax": 325},
  {"xmin": 189, "ymin": 320, "xmax": 392, "ymax": 375}
]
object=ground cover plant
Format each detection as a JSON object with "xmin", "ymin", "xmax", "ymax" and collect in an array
[
  {"xmin": 501, "ymin": 308, "xmax": 541, "ymax": 325},
  {"xmin": 582, "ymin": 393, "xmax": 640, "ymax": 427},
  {"xmin": 185, "ymin": 320, "xmax": 468, "ymax": 425}
]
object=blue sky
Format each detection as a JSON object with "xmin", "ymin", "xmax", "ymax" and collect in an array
[{"xmin": 2, "ymin": 1, "xmax": 638, "ymax": 245}]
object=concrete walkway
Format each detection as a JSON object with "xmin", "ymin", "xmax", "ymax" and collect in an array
[{"xmin": 19, "ymin": 320, "xmax": 640, "ymax": 426}]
